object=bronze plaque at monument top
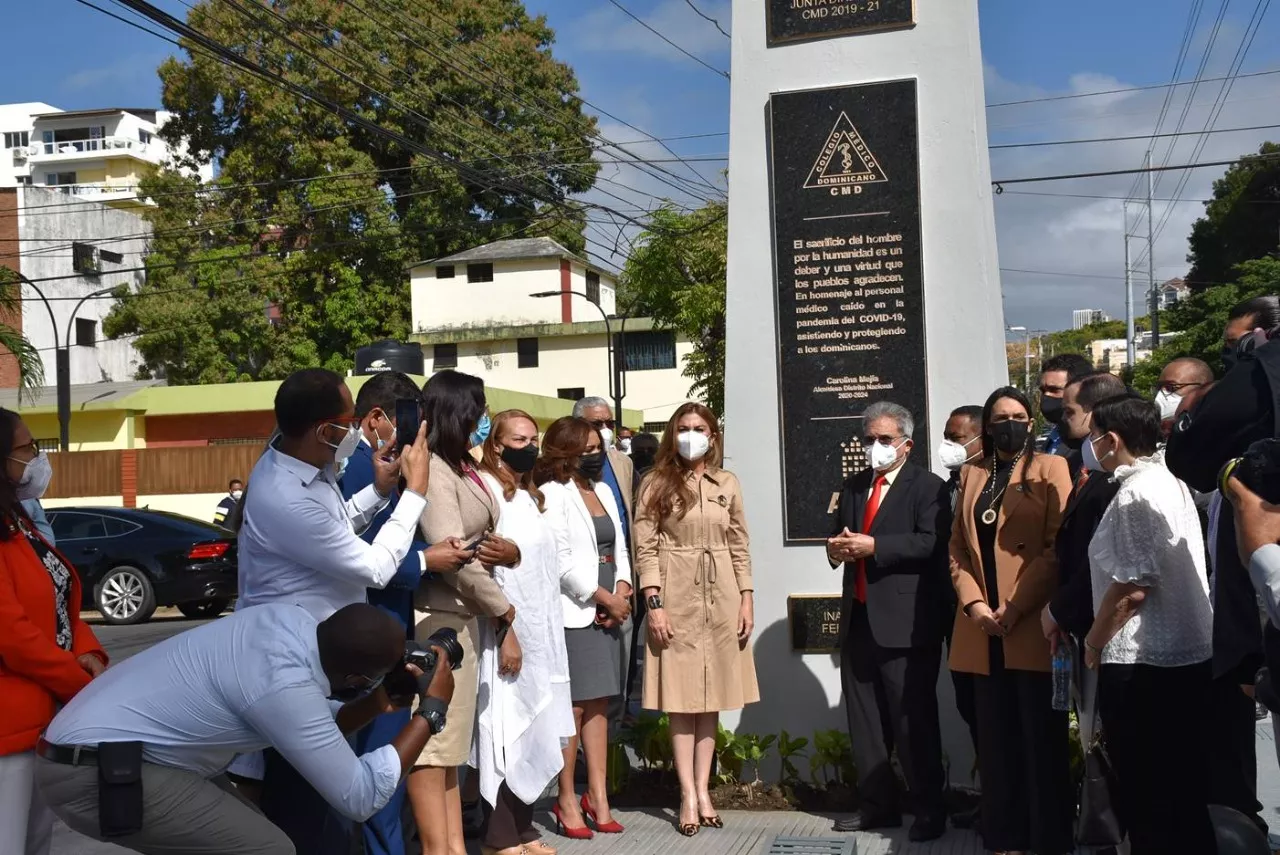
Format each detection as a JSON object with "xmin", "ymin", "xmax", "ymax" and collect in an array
[{"xmin": 767, "ymin": 0, "xmax": 915, "ymax": 47}]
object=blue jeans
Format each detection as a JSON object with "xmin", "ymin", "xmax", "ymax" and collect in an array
[{"xmin": 355, "ymin": 708, "xmax": 413, "ymax": 855}]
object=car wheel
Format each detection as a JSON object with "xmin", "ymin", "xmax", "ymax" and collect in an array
[
  {"xmin": 96, "ymin": 566, "xmax": 157, "ymax": 625},
  {"xmin": 177, "ymin": 598, "xmax": 230, "ymax": 620}
]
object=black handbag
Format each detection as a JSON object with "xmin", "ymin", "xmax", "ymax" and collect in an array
[{"xmin": 1077, "ymin": 731, "xmax": 1125, "ymax": 847}]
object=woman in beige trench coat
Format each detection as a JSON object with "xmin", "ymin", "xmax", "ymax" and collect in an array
[{"xmin": 634, "ymin": 402, "xmax": 760, "ymax": 838}]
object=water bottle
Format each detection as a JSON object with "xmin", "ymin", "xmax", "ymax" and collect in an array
[{"xmin": 1051, "ymin": 644, "xmax": 1072, "ymax": 712}]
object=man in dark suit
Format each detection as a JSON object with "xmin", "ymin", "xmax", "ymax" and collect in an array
[
  {"xmin": 827, "ymin": 401, "xmax": 950, "ymax": 842},
  {"xmin": 1041, "ymin": 372, "xmax": 1125, "ymax": 648},
  {"xmin": 341, "ymin": 371, "xmax": 472, "ymax": 855}
]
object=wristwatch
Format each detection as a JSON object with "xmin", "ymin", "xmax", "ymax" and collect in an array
[
  {"xmin": 416, "ymin": 697, "xmax": 448, "ymax": 734},
  {"xmin": 647, "ymin": 594, "xmax": 663, "ymax": 611}
]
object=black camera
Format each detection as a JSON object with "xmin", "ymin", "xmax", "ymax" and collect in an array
[
  {"xmin": 1218, "ymin": 438, "xmax": 1280, "ymax": 506},
  {"xmin": 383, "ymin": 628, "xmax": 464, "ymax": 704}
]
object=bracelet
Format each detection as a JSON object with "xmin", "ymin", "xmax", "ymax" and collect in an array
[{"xmin": 1084, "ymin": 640, "xmax": 1103, "ymax": 653}]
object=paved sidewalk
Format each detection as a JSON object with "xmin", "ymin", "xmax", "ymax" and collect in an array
[{"xmin": 50, "ymin": 720, "xmax": 1280, "ymax": 854}]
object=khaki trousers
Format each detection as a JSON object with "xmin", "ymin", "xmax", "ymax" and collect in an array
[{"xmin": 34, "ymin": 756, "xmax": 294, "ymax": 855}]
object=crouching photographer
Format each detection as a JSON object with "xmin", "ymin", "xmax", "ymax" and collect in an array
[
  {"xmin": 1165, "ymin": 296, "xmax": 1280, "ymax": 836},
  {"xmin": 33, "ymin": 602, "xmax": 459, "ymax": 855}
]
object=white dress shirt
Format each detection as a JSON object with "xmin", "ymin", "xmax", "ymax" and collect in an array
[
  {"xmin": 866, "ymin": 460, "xmax": 903, "ymax": 500},
  {"xmin": 237, "ymin": 443, "xmax": 427, "ymax": 620},
  {"xmin": 1088, "ymin": 451, "xmax": 1213, "ymax": 667},
  {"xmin": 45, "ymin": 604, "xmax": 401, "ymax": 822},
  {"xmin": 1249, "ymin": 543, "xmax": 1280, "ymax": 626}
]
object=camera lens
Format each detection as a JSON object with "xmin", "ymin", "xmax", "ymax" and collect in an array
[{"xmin": 428, "ymin": 627, "xmax": 464, "ymax": 670}]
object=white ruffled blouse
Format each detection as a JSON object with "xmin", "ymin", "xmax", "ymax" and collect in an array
[{"xmin": 1087, "ymin": 450, "xmax": 1213, "ymax": 668}]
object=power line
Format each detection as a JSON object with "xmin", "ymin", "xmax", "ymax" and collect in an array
[
  {"xmin": 683, "ymin": 0, "xmax": 731, "ymax": 39},
  {"xmin": 984, "ymin": 64, "xmax": 1280, "ymax": 108},
  {"xmin": 604, "ymin": 0, "xmax": 729, "ymax": 80},
  {"xmin": 988, "ymin": 121, "xmax": 1280, "ymax": 150},
  {"xmin": 991, "ymin": 151, "xmax": 1280, "ymax": 186}
]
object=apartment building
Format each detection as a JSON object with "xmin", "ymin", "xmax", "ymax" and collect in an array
[
  {"xmin": 408, "ymin": 237, "xmax": 699, "ymax": 430},
  {"xmin": 1, "ymin": 104, "xmax": 212, "ymax": 206}
]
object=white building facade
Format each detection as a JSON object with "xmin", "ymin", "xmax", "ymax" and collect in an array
[
  {"xmin": 6, "ymin": 186, "xmax": 147, "ymax": 385},
  {"xmin": 409, "ymin": 237, "xmax": 698, "ymax": 429},
  {"xmin": 1, "ymin": 104, "xmax": 212, "ymax": 206},
  {"xmin": 1072, "ymin": 308, "xmax": 1109, "ymax": 329}
]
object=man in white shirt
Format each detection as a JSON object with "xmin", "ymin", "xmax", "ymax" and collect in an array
[
  {"xmin": 233, "ymin": 367, "xmax": 435, "ymax": 852},
  {"xmin": 35, "ymin": 602, "xmax": 456, "ymax": 855},
  {"xmin": 238, "ymin": 368, "xmax": 433, "ymax": 618}
]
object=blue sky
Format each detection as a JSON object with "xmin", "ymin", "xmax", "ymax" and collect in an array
[{"xmin": 5, "ymin": 1, "xmax": 1279, "ymax": 333}]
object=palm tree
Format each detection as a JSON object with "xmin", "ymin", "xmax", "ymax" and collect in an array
[{"xmin": 0, "ymin": 268, "xmax": 46, "ymax": 401}]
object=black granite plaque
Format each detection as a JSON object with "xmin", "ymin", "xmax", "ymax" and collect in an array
[
  {"xmin": 769, "ymin": 80, "xmax": 927, "ymax": 544},
  {"xmin": 767, "ymin": 0, "xmax": 914, "ymax": 47},
  {"xmin": 788, "ymin": 594, "xmax": 843, "ymax": 651}
]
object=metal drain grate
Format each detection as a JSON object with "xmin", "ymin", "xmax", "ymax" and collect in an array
[{"xmin": 765, "ymin": 836, "xmax": 857, "ymax": 855}]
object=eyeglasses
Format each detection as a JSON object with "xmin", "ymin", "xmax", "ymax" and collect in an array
[
  {"xmin": 1155, "ymin": 381, "xmax": 1204, "ymax": 393},
  {"xmin": 587, "ymin": 419, "xmax": 616, "ymax": 430},
  {"xmin": 11, "ymin": 439, "xmax": 39, "ymax": 457},
  {"xmin": 862, "ymin": 434, "xmax": 903, "ymax": 447}
]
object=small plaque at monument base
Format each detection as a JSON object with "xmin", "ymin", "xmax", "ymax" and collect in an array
[
  {"xmin": 788, "ymin": 594, "xmax": 843, "ymax": 652},
  {"xmin": 767, "ymin": 0, "xmax": 915, "ymax": 47}
]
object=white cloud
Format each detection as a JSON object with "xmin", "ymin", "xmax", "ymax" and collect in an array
[
  {"xmin": 988, "ymin": 54, "xmax": 1280, "ymax": 332},
  {"xmin": 571, "ymin": 0, "xmax": 732, "ymax": 66}
]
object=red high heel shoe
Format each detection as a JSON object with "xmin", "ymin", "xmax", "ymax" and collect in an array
[
  {"xmin": 581, "ymin": 793, "xmax": 625, "ymax": 834},
  {"xmin": 551, "ymin": 803, "xmax": 593, "ymax": 840}
]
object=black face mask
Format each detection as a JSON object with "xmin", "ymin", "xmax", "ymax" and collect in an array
[
  {"xmin": 500, "ymin": 444, "xmax": 538, "ymax": 474},
  {"xmin": 328, "ymin": 673, "xmax": 383, "ymax": 704},
  {"xmin": 990, "ymin": 420, "xmax": 1030, "ymax": 454},
  {"xmin": 1039, "ymin": 395, "xmax": 1064, "ymax": 425},
  {"xmin": 1222, "ymin": 345, "xmax": 1238, "ymax": 374},
  {"xmin": 1061, "ymin": 431, "xmax": 1085, "ymax": 451},
  {"xmin": 578, "ymin": 453, "xmax": 605, "ymax": 482}
]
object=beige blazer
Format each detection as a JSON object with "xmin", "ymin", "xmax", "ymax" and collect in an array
[
  {"xmin": 416, "ymin": 453, "xmax": 510, "ymax": 618},
  {"xmin": 948, "ymin": 453, "xmax": 1072, "ymax": 675}
]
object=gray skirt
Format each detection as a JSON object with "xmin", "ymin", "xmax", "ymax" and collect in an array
[{"xmin": 565, "ymin": 620, "xmax": 625, "ymax": 702}]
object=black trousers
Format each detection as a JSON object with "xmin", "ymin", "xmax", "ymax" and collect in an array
[
  {"xmin": 1206, "ymin": 672, "xmax": 1267, "ymax": 833},
  {"xmin": 840, "ymin": 602, "xmax": 944, "ymax": 819},
  {"xmin": 259, "ymin": 747, "xmax": 354, "ymax": 855},
  {"xmin": 1099, "ymin": 661, "xmax": 1216, "ymax": 854},
  {"xmin": 973, "ymin": 664, "xmax": 1073, "ymax": 855},
  {"xmin": 483, "ymin": 783, "xmax": 535, "ymax": 850}
]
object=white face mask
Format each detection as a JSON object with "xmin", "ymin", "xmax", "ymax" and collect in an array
[
  {"xmin": 866, "ymin": 439, "xmax": 904, "ymax": 472},
  {"xmin": 1083, "ymin": 434, "xmax": 1113, "ymax": 473},
  {"xmin": 13, "ymin": 452, "xmax": 52, "ymax": 501},
  {"xmin": 676, "ymin": 431, "xmax": 710, "ymax": 462},
  {"xmin": 230, "ymin": 489, "xmax": 244, "ymax": 501},
  {"xmin": 599, "ymin": 427, "xmax": 615, "ymax": 449},
  {"xmin": 1154, "ymin": 389, "xmax": 1181, "ymax": 421},
  {"xmin": 320, "ymin": 423, "xmax": 361, "ymax": 465},
  {"xmin": 619, "ymin": 437, "xmax": 632, "ymax": 454},
  {"xmin": 938, "ymin": 437, "xmax": 977, "ymax": 471}
]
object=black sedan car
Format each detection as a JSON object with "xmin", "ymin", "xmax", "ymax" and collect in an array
[{"xmin": 46, "ymin": 507, "xmax": 237, "ymax": 625}]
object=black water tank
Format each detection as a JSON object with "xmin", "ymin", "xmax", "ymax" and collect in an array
[{"xmin": 355, "ymin": 340, "xmax": 424, "ymax": 376}]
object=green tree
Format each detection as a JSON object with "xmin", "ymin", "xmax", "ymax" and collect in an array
[
  {"xmin": 0, "ymin": 269, "xmax": 45, "ymax": 397},
  {"xmin": 106, "ymin": 0, "xmax": 599, "ymax": 383},
  {"xmin": 1130, "ymin": 256, "xmax": 1280, "ymax": 393},
  {"xmin": 1186, "ymin": 142, "xmax": 1280, "ymax": 291},
  {"xmin": 620, "ymin": 202, "xmax": 727, "ymax": 413}
]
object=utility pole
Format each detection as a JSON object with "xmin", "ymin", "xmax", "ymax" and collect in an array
[
  {"xmin": 1124, "ymin": 205, "xmax": 1135, "ymax": 368},
  {"xmin": 1146, "ymin": 149, "xmax": 1159, "ymax": 349}
]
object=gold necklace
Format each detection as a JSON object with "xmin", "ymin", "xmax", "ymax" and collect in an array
[{"xmin": 980, "ymin": 451, "xmax": 1023, "ymax": 525}]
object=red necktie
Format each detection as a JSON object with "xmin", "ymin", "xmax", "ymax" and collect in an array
[{"xmin": 856, "ymin": 475, "xmax": 886, "ymax": 603}]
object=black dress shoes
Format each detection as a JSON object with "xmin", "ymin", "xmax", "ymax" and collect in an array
[
  {"xmin": 832, "ymin": 811, "xmax": 903, "ymax": 833},
  {"xmin": 908, "ymin": 814, "xmax": 946, "ymax": 842},
  {"xmin": 949, "ymin": 803, "xmax": 981, "ymax": 830}
]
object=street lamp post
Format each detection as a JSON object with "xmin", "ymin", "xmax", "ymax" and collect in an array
[
  {"xmin": 14, "ymin": 271, "xmax": 120, "ymax": 451},
  {"xmin": 531, "ymin": 290, "xmax": 626, "ymax": 423},
  {"xmin": 1008, "ymin": 325, "xmax": 1030, "ymax": 391}
]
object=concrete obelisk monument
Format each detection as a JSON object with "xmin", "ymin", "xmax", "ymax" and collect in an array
[{"xmin": 722, "ymin": 1, "xmax": 1008, "ymax": 777}]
